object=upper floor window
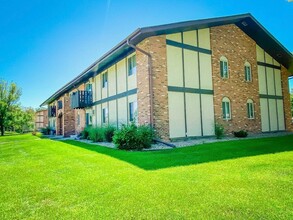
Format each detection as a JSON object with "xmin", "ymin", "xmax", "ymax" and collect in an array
[
  {"xmin": 129, "ymin": 101, "xmax": 137, "ymax": 122},
  {"xmin": 102, "ymin": 72, "xmax": 108, "ymax": 88},
  {"xmin": 220, "ymin": 56, "xmax": 229, "ymax": 79},
  {"xmin": 86, "ymin": 83, "xmax": 92, "ymax": 92},
  {"xmin": 247, "ymin": 99, "xmax": 255, "ymax": 119},
  {"xmin": 222, "ymin": 97, "xmax": 231, "ymax": 120},
  {"xmin": 128, "ymin": 55, "xmax": 137, "ymax": 76},
  {"xmin": 244, "ymin": 62, "xmax": 252, "ymax": 82},
  {"xmin": 57, "ymin": 100, "xmax": 62, "ymax": 110}
]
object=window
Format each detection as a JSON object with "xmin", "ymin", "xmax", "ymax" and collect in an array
[
  {"xmin": 102, "ymin": 72, "xmax": 108, "ymax": 88},
  {"xmin": 102, "ymin": 107, "xmax": 108, "ymax": 124},
  {"xmin": 128, "ymin": 55, "xmax": 137, "ymax": 76},
  {"xmin": 129, "ymin": 101, "xmax": 137, "ymax": 122},
  {"xmin": 57, "ymin": 100, "xmax": 62, "ymax": 110},
  {"xmin": 86, "ymin": 84, "xmax": 92, "ymax": 92},
  {"xmin": 86, "ymin": 113, "xmax": 90, "ymax": 126},
  {"xmin": 220, "ymin": 56, "xmax": 229, "ymax": 78},
  {"xmin": 244, "ymin": 62, "xmax": 252, "ymax": 82},
  {"xmin": 222, "ymin": 97, "xmax": 231, "ymax": 120},
  {"xmin": 247, "ymin": 99, "xmax": 255, "ymax": 119},
  {"xmin": 85, "ymin": 113, "xmax": 93, "ymax": 125}
]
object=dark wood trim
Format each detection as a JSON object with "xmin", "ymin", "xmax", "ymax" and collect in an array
[
  {"xmin": 259, "ymin": 94, "xmax": 283, "ymax": 100},
  {"xmin": 92, "ymin": 89, "xmax": 137, "ymax": 106},
  {"xmin": 257, "ymin": 61, "xmax": 281, "ymax": 70},
  {"xmin": 166, "ymin": 39, "xmax": 212, "ymax": 55},
  {"xmin": 168, "ymin": 86, "xmax": 213, "ymax": 95}
]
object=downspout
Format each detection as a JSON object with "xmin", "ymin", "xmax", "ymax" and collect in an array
[{"xmin": 126, "ymin": 38, "xmax": 154, "ymax": 127}]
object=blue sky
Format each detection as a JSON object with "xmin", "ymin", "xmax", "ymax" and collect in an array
[{"xmin": 0, "ymin": 0, "xmax": 292, "ymax": 108}]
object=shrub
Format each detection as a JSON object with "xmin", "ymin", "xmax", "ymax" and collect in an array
[
  {"xmin": 81, "ymin": 126, "xmax": 92, "ymax": 139},
  {"xmin": 104, "ymin": 125, "xmax": 116, "ymax": 142},
  {"xmin": 136, "ymin": 125, "xmax": 154, "ymax": 149},
  {"xmin": 113, "ymin": 123, "xmax": 154, "ymax": 150},
  {"xmin": 88, "ymin": 127, "xmax": 105, "ymax": 142},
  {"xmin": 234, "ymin": 130, "xmax": 248, "ymax": 138},
  {"xmin": 215, "ymin": 123, "xmax": 224, "ymax": 139},
  {"xmin": 40, "ymin": 126, "xmax": 51, "ymax": 135}
]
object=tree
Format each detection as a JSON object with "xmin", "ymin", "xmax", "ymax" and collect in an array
[
  {"xmin": 4, "ymin": 106, "xmax": 35, "ymax": 133},
  {"xmin": 291, "ymin": 94, "xmax": 293, "ymax": 118},
  {"xmin": 0, "ymin": 80, "xmax": 21, "ymax": 136}
]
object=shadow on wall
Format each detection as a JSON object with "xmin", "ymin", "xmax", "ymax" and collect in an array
[{"xmin": 62, "ymin": 135, "xmax": 293, "ymax": 171}]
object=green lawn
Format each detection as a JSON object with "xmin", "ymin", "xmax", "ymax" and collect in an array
[{"xmin": 0, "ymin": 134, "xmax": 292, "ymax": 219}]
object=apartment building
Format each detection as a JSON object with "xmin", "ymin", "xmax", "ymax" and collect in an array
[
  {"xmin": 41, "ymin": 14, "xmax": 293, "ymax": 141},
  {"xmin": 35, "ymin": 108, "xmax": 48, "ymax": 130}
]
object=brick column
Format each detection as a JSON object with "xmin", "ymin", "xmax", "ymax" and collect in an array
[
  {"xmin": 281, "ymin": 66, "xmax": 293, "ymax": 131},
  {"xmin": 210, "ymin": 24, "xmax": 261, "ymax": 134},
  {"xmin": 136, "ymin": 35, "xmax": 170, "ymax": 140},
  {"xmin": 63, "ymin": 93, "xmax": 75, "ymax": 137}
]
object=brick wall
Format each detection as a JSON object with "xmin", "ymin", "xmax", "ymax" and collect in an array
[
  {"xmin": 56, "ymin": 97, "xmax": 64, "ymax": 135},
  {"xmin": 210, "ymin": 24, "xmax": 262, "ymax": 134},
  {"xmin": 136, "ymin": 35, "xmax": 170, "ymax": 140},
  {"xmin": 63, "ymin": 93, "xmax": 76, "ymax": 137},
  {"xmin": 73, "ymin": 84, "xmax": 86, "ymax": 135},
  {"xmin": 52, "ymin": 83, "xmax": 87, "ymax": 137},
  {"xmin": 281, "ymin": 66, "xmax": 293, "ymax": 131}
]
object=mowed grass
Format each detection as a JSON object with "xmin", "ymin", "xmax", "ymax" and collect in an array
[{"xmin": 0, "ymin": 134, "xmax": 292, "ymax": 219}]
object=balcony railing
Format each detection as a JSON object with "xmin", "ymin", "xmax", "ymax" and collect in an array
[{"xmin": 70, "ymin": 91, "xmax": 93, "ymax": 109}]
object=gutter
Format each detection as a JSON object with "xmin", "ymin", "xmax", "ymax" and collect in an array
[
  {"xmin": 126, "ymin": 36, "xmax": 154, "ymax": 127},
  {"xmin": 40, "ymin": 29, "xmax": 141, "ymax": 107}
]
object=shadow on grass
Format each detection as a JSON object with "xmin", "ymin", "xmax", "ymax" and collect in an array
[{"xmin": 62, "ymin": 135, "xmax": 293, "ymax": 170}]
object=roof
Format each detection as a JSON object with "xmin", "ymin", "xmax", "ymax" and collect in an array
[{"xmin": 40, "ymin": 13, "xmax": 293, "ymax": 106}]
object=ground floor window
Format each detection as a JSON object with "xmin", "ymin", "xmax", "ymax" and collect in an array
[
  {"xmin": 129, "ymin": 101, "xmax": 137, "ymax": 122},
  {"xmin": 102, "ymin": 107, "xmax": 108, "ymax": 124},
  {"xmin": 247, "ymin": 99, "xmax": 255, "ymax": 119},
  {"xmin": 222, "ymin": 97, "xmax": 231, "ymax": 120},
  {"xmin": 86, "ymin": 113, "xmax": 92, "ymax": 126}
]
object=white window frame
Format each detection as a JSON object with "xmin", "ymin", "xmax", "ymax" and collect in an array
[
  {"xmin": 220, "ymin": 56, "xmax": 229, "ymax": 79},
  {"xmin": 222, "ymin": 97, "xmax": 231, "ymax": 120},
  {"xmin": 244, "ymin": 62, "xmax": 252, "ymax": 82},
  {"xmin": 86, "ymin": 83, "xmax": 92, "ymax": 92},
  {"xmin": 247, "ymin": 99, "xmax": 255, "ymax": 119},
  {"xmin": 128, "ymin": 54, "xmax": 137, "ymax": 76},
  {"xmin": 129, "ymin": 101, "xmax": 137, "ymax": 122},
  {"xmin": 102, "ymin": 72, "xmax": 108, "ymax": 88}
]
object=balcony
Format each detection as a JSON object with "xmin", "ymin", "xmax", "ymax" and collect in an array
[{"xmin": 70, "ymin": 91, "xmax": 93, "ymax": 109}]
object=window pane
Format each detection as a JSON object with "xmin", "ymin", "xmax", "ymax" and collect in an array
[
  {"xmin": 226, "ymin": 102, "xmax": 230, "ymax": 119},
  {"xmin": 102, "ymin": 73, "xmax": 108, "ymax": 88},
  {"xmin": 222, "ymin": 101, "xmax": 226, "ymax": 118},
  {"xmin": 250, "ymin": 103, "xmax": 254, "ymax": 118},
  {"xmin": 128, "ymin": 55, "xmax": 136, "ymax": 76},
  {"xmin": 247, "ymin": 103, "xmax": 250, "ymax": 118},
  {"xmin": 220, "ymin": 61, "xmax": 224, "ymax": 78},
  {"xmin": 129, "ymin": 102, "xmax": 133, "ymax": 121},
  {"xmin": 223, "ymin": 62, "xmax": 228, "ymax": 78}
]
